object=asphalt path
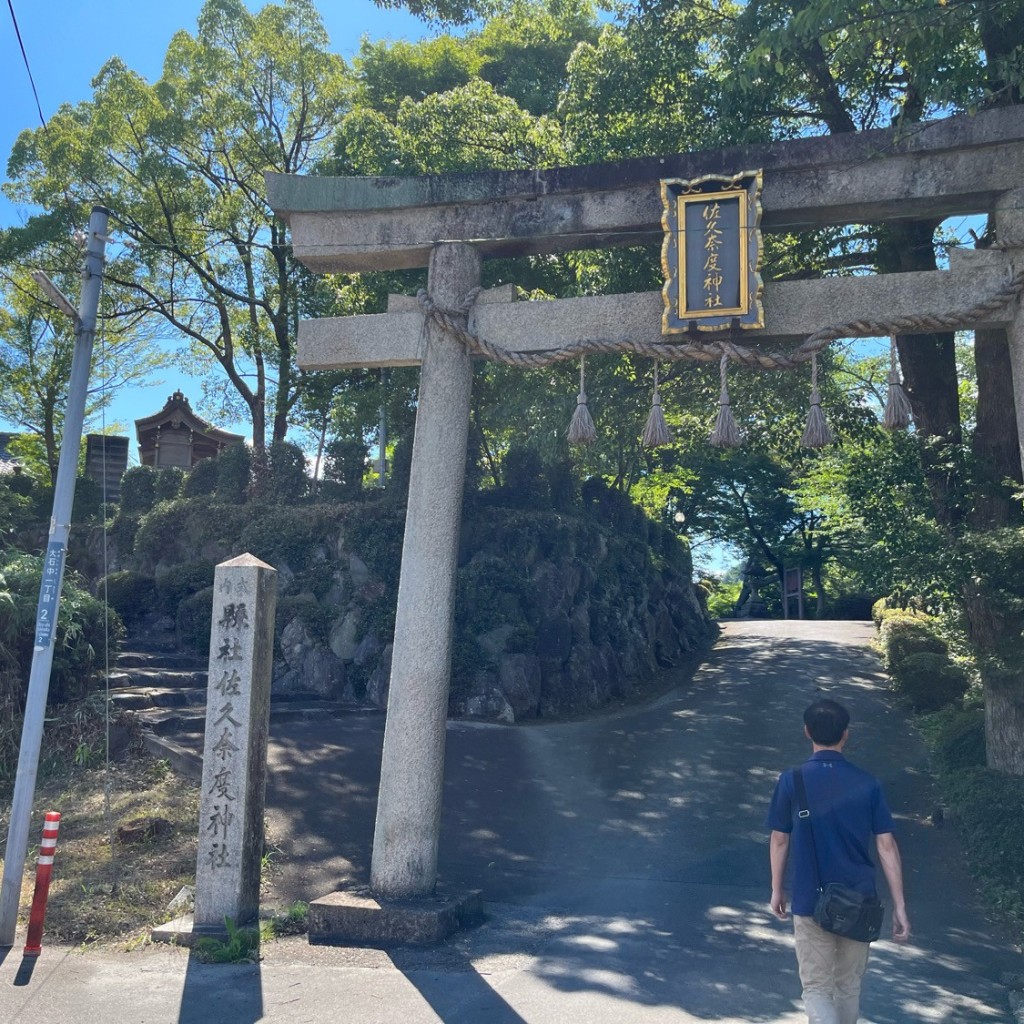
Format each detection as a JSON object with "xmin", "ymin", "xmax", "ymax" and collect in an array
[{"xmin": 1, "ymin": 620, "xmax": 1019, "ymax": 1022}]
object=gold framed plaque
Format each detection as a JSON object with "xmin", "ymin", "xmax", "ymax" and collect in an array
[{"xmin": 661, "ymin": 170, "xmax": 764, "ymax": 333}]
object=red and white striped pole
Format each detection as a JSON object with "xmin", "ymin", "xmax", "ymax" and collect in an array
[{"xmin": 23, "ymin": 811, "xmax": 61, "ymax": 957}]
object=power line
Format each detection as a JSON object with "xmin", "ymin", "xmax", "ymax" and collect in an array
[{"xmin": 6, "ymin": 0, "xmax": 47, "ymax": 129}]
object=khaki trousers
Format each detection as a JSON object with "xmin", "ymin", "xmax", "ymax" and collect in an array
[{"xmin": 793, "ymin": 915, "xmax": 871, "ymax": 1024}]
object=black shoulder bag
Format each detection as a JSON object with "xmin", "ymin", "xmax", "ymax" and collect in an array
[{"xmin": 793, "ymin": 766, "xmax": 884, "ymax": 943}]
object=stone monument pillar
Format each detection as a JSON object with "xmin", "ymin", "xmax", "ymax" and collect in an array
[
  {"xmin": 370, "ymin": 242, "xmax": 481, "ymax": 898},
  {"xmin": 193, "ymin": 554, "xmax": 278, "ymax": 934}
]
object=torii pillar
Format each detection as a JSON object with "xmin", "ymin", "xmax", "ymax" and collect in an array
[{"xmin": 370, "ymin": 242, "xmax": 479, "ymax": 896}]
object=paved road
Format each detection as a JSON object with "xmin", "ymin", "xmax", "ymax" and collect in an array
[{"xmin": 1, "ymin": 621, "xmax": 1019, "ymax": 1022}]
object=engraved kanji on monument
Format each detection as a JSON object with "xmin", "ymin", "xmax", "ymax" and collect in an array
[{"xmin": 193, "ymin": 553, "xmax": 277, "ymax": 935}]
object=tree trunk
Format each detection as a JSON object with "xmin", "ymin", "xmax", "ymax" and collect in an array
[
  {"xmin": 964, "ymin": 327, "xmax": 1024, "ymax": 771},
  {"xmin": 877, "ymin": 220, "xmax": 966, "ymax": 532},
  {"xmin": 810, "ymin": 561, "xmax": 826, "ymax": 619},
  {"xmin": 970, "ymin": 329, "xmax": 1023, "ymax": 528},
  {"xmin": 964, "ymin": 580, "xmax": 1024, "ymax": 773}
]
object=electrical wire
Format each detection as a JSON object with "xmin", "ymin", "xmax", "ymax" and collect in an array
[
  {"xmin": 5, "ymin": 0, "xmax": 46, "ymax": 129},
  {"xmin": 97, "ymin": 268, "xmax": 117, "ymax": 891}
]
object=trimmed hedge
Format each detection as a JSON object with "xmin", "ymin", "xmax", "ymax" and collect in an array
[
  {"xmin": 878, "ymin": 614, "xmax": 946, "ymax": 669},
  {"xmin": 889, "ymin": 651, "xmax": 969, "ymax": 712},
  {"xmin": 876, "ymin": 609, "xmax": 966, "ymax": 713}
]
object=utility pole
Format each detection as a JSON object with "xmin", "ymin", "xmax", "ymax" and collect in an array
[{"xmin": 0, "ymin": 206, "xmax": 111, "ymax": 947}]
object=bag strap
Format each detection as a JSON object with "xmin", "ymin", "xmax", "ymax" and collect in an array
[{"xmin": 792, "ymin": 766, "xmax": 823, "ymax": 893}]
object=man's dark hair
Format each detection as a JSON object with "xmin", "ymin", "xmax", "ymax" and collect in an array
[{"xmin": 804, "ymin": 699, "xmax": 850, "ymax": 746}]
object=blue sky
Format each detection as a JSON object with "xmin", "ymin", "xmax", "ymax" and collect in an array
[{"xmin": 0, "ymin": 0, "xmax": 433, "ymax": 448}]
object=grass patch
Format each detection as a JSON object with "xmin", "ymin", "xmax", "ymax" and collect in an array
[
  {"xmin": 0, "ymin": 746, "xmax": 200, "ymax": 948},
  {"xmin": 269, "ymin": 900, "xmax": 309, "ymax": 936},
  {"xmin": 0, "ymin": 693, "xmax": 308, "ymax": 949},
  {"xmin": 193, "ymin": 917, "xmax": 269, "ymax": 963}
]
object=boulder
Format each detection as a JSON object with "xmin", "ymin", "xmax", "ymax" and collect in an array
[
  {"xmin": 275, "ymin": 617, "xmax": 345, "ymax": 698},
  {"xmin": 497, "ymin": 653, "xmax": 542, "ymax": 718},
  {"xmin": 329, "ymin": 609, "xmax": 361, "ymax": 662},
  {"xmin": 349, "ymin": 553, "xmax": 371, "ymax": 587},
  {"xmin": 570, "ymin": 602, "xmax": 591, "ymax": 645},
  {"xmin": 366, "ymin": 644, "xmax": 394, "ymax": 708},
  {"xmin": 536, "ymin": 612, "xmax": 572, "ymax": 663},
  {"xmin": 352, "ymin": 631, "xmax": 382, "ymax": 668},
  {"xmin": 462, "ymin": 670, "xmax": 515, "ymax": 723},
  {"xmin": 479, "ymin": 624, "xmax": 516, "ymax": 662}
]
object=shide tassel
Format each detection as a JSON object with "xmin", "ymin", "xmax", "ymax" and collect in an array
[
  {"xmin": 709, "ymin": 354, "xmax": 743, "ymax": 448},
  {"xmin": 567, "ymin": 356, "xmax": 597, "ymax": 445},
  {"xmin": 642, "ymin": 362, "xmax": 672, "ymax": 448},
  {"xmin": 882, "ymin": 334, "xmax": 913, "ymax": 431},
  {"xmin": 800, "ymin": 352, "xmax": 834, "ymax": 448}
]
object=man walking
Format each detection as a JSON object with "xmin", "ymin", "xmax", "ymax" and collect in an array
[{"xmin": 767, "ymin": 698, "xmax": 910, "ymax": 1024}]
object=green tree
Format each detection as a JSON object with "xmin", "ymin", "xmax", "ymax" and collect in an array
[
  {"xmin": 3, "ymin": 0, "xmax": 349, "ymax": 455},
  {"xmin": 0, "ymin": 270, "xmax": 166, "ymax": 484}
]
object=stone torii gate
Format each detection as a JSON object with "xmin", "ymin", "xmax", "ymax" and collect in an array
[{"xmin": 267, "ymin": 106, "xmax": 1024, "ymax": 907}]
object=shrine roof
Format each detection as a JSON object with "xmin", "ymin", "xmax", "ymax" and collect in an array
[{"xmin": 135, "ymin": 391, "xmax": 245, "ymax": 444}]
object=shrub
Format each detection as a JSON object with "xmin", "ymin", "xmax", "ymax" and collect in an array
[
  {"xmin": 155, "ymin": 562, "xmax": 216, "ymax": 617},
  {"xmin": 705, "ymin": 580, "xmax": 742, "ymax": 618},
  {"xmin": 177, "ymin": 587, "xmax": 213, "ymax": 655},
  {"xmin": 0, "ymin": 476, "xmax": 39, "ymax": 552},
  {"xmin": 118, "ymin": 466, "xmax": 157, "ymax": 515},
  {"xmin": 889, "ymin": 651, "xmax": 969, "ymax": 712},
  {"xmin": 919, "ymin": 704, "xmax": 1024, "ymax": 930},
  {"xmin": 323, "ymin": 438, "xmax": 368, "ymax": 499},
  {"xmin": 182, "ymin": 456, "xmax": 219, "ymax": 498},
  {"xmin": 99, "ymin": 571, "xmax": 158, "ymax": 626},
  {"xmin": 942, "ymin": 767, "xmax": 1024, "ymax": 926},
  {"xmin": 0, "ymin": 553, "xmax": 124, "ymax": 705},
  {"xmin": 499, "ymin": 446, "xmax": 548, "ymax": 509},
  {"xmin": 878, "ymin": 614, "xmax": 945, "ymax": 670},
  {"xmin": 155, "ymin": 466, "xmax": 186, "ymax": 502},
  {"xmin": 825, "ymin": 593, "xmax": 873, "ymax": 620},
  {"xmin": 71, "ymin": 474, "xmax": 105, "ymax": 522},
  {"xmin": 216, "ymin": 444, "xmax": 251, "ymax": 505},
  {"xmin": 923, "ymin": 707, "xmax": 986, "ymax": 776},
  {"xmin": 269, "ymin": 441, "xmax": 309, "ymax": 504},
  {"xmin": 134, "ymin": 498, "xmax": 196, "ymax": 566},
  {"xmin": 134, "ymin": 498, "xmax": 249, "ymax": 569}
]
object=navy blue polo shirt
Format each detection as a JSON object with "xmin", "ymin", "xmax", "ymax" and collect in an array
[{"xmin": 766, "ymin": 750, "xmax": 895, "ymax": 916}]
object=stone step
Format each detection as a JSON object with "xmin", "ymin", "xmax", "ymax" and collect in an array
[
  {"xmin": 110, "ymin": 686, "xmax": 209, "ymax": 711},
  {"xmin": 107, "ymin": 668, "xmax": 208, "ymax": 690},
  {"xmin": 128, "ymin": 697, "xmax": 361, "ymax": 733},
  {"xmin": 141, "ymin": 731, "xmax": 202, "ymax": 779},
  {"xmin": 116, "ymin": 651, "xmax": 207, "ymax": 671},
  {"xmin": 134, "ymin": 707, "xmax": 208, "ymax": 736},
  {"xmin": 121, "ymin": 635, "xmax": 181, "ymax": 655}
]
